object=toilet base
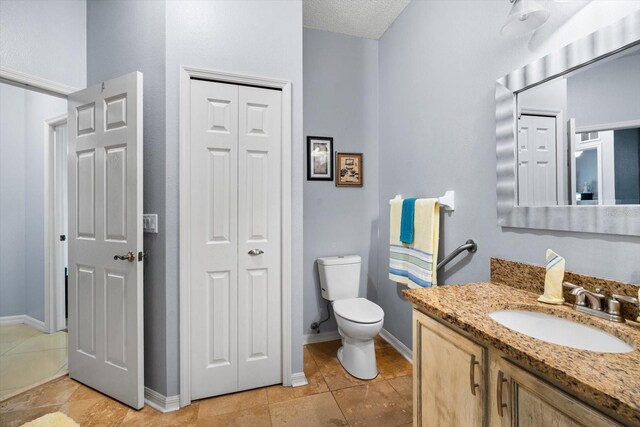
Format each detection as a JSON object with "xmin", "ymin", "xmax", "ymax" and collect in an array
[{"xmin": 336, "ymin": 337, "xmax": 379, "ymax": 380}]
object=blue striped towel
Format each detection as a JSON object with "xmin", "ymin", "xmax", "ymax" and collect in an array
[{"xmin": 389, "ymin": 198, "xmax": 440, "ymax": 288}]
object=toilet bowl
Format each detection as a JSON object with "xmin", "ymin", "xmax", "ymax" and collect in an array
[
  {"xmin": 333, "ymin": 297, "xmax": 384, "ymax": 379},
  {"xmin": 316, "ymin": 255, "xmax": 385, "ymax": 380}
]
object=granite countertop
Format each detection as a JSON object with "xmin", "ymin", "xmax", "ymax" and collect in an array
[{"xmin": 403, "ymin": 282, "xmax": 640, "ymax": 424}]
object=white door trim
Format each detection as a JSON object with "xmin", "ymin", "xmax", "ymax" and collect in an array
[
  {"xmin": 179, "ymin": 66, "xmax": 293, "ymax": 407},
  {"xmin": 44, "ymin": 114, "xmax": 68, "ymax": 333},
  {"xmin": 0, "ymin": 66, "xmax": 80, "ymax": 98}
]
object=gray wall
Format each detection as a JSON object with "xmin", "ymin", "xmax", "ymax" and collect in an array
[
  {"xmin": 0, "ymin": 84, "xmax": 27, "ymax": 318},
  {"xmin": 87, "ymin": 0, "xmax": 168, "ymax": 395},
  {"xmin": 303, "ymin": 29, "xmax": 379, "ymax": 336},
  {"xmin": 0, "ymin": 84, "xmax": 66, "ymax": 321},
  {"xmin": 165, "ymin": 0, "xmax": 304, "ymax": 393},
  {"xmin": 614, "ymin": 128, "xmax": 640, "ymax": 204},
  {"xmin": 567, "ymin": 52, "xmax": 640, "ymax": 129},
  {"xmin": 0, "ymin": 0, "xmax": 86, "ymax": 322},
  {"xmin": 0, "ymin": 0, "xmax": 86, "ymax": 88},
  {"xmin": 376, "ymin": 0, "xmax": 640, "ymax": 349},
  {"xmin": 88, "ymin": 0, "xmax": 304, "ymax": 396}
]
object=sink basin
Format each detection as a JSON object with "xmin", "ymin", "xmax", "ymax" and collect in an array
[{"xmin": 489, "ymin": 310, "xmax": 635, "ymax": 353}]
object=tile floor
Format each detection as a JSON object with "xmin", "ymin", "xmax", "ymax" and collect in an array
[
  {"xmin": 0, "ymin": 337, "xmax": 413, "ymax": 426},
  {"xmin": 0, "ymin": 324, "xmax": 68, "ymax": 400}
]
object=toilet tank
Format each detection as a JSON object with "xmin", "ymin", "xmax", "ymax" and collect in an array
[{"xmin": 317, "ymin": 255, "xmax": 361, "ymax": 301}]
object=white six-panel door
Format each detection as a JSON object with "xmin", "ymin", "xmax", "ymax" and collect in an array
[
  {"xmin": 517, "ymin": 114, "xmax": 558, "ymax": 206},
  {"xmin": 237, "ymin": 85, "xmax": 282, "ymax": 390},
  {"xmin": 67, "ymin": 72, "xmax": 144, "ymax": 409},
  {"xmin": 190, "ymin": 80, "xmax": 282, "ymax": 399}
]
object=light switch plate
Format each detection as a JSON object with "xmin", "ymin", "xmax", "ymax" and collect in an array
[{"xmin": 143, "ymin": 214, "xmax": 158, "ymax": 233}]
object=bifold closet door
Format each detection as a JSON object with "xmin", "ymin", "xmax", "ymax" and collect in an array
[
  {"xmin": 190, "ymin": 80, "xmax": 239, "ymax": 399},
  {"xmin": 237, "ymin": 85, "xmax": 282, "ymax": 390},
  {"xmin": 190, "ymin": 80, "xmax": 282, "ymax": 400}
]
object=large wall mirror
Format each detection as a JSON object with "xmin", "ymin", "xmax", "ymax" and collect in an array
[{"xmin": 496, "ymin": 11, "xmax": 640, "ymax": 236}]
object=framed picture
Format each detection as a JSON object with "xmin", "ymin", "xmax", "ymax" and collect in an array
[
  {"xmin": 336, "ymin": 152, "xmax": 363, "ymax": 187},
  {"xmin": 307, "ymin": 136, "xmax": 333, "ymax": 181}
]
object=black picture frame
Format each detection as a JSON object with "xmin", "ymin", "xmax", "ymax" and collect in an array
[{"xmin": 306, "ymin": 136, "xmax": 334, "ymax": 181}]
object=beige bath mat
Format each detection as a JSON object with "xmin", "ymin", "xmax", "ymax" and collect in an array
[{"xmin": 21, "ymin": 412, "xmax": 79, "ymax": 427}]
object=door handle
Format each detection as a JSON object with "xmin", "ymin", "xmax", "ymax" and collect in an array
[
  {"xmin": 248, "ymin": 249, "xmax": 264, "ymax": 256},
  {"xmin": 469, "ymin": 354, "xmax": 480, "ymax": 396},
  {"xmin": 114, "ymin": 251, "xmax": 136, "ymax": 262},
  {"xmin": 496, "ymin": 370, "xmax": 508, "ymax": 417}
]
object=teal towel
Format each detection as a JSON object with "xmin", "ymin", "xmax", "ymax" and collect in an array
[{"xmin": 400, "ymin": 198, "xmax": 417, "ymax": 244}]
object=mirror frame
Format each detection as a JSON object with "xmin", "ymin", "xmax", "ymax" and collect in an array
[{"xmin": 495, "ymin": 11, "xmax": 640, "ymax": 236}]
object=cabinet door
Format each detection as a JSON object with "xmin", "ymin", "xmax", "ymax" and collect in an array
[
  {"xmin": 413, "ymin": 310, "xmax": 485, "ymax": 426},
  {"xmin": 490, "ymin": 356, "xmax": 621, "ymax": 427}
]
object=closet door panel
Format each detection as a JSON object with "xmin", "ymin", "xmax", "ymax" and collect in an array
[
  {"xmin": 237, "ymin": 85, "xmax": 282, "ymax": 390},
  {"xmin": 190, "ymin": 80, "xmax": 239, "ymax": 399}
]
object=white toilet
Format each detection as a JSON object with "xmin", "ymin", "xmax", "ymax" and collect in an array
[{"xmin": 317, "ymin": 255, "xmax": 384, "ymax": 380}]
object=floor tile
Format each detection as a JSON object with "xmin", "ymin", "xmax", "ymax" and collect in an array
[
  {"xmin": 6, "ymin": 331, "xmax": 67, "ymax": 354},
  {"xmin": 197, "ymin": 404, "xmax": 271, "ymax": 427},
  {"xmin": 67, "ymin": 383, "xmax": 108, "ymax": 402},
  {"xmin": 377, "ymin": 352, "xmax": 412, "ymax": 379},
  {"xmin": 0, "ymin": 348, "xmax": 67, "ymax": 390},
  {"xmin": 333, "ymin": 381, "xmax": 412, "ymax": 427},
  {"xmin": 0, "ymin": 325, "xmax": 41, "ymax": 344},
  {"xmin": 266, "ymin": 348, "xmax": 329, "ymax": 404},
  {"xmin": 122, "ymin": 401, "xmax": 200, "ymax": 426},
  {"xmin": 0, "ymin": 341, "xmax": 20, "ymax": 356},
  {"xmin": 269, "ymin": 392, "xmax": 347, "ymax": 427},
  {"xmin": 374, "ymin": 337, "xmax": 403, "ymax": 359},
  {"xmin": 315, "ymin": 355, "xmax": 383, "ymax": 391},
  {"xmin": 0, "ymin": 341, "xmax": 414, "ymax": 426},
  {"xmin": 0, "ymin": 404, "xmax": 61, "ymax": 427},
  {"xmin": 198, "ymin": 387, "xmax": 268, "ymax": 417},
  {"xmin": 387, "ymin": 375, "xmax": 412, "ymax": 402},
  {"xmin": 58, "ymin": 394, "xmax": 130, "ymax": 426},
  {"xmin": 0, "ymin": 376, "xmax": 79, "ymax": 413},
  {"xmin": 306, "ymin": 340, "xmax": 342, "ymax": 365},
  {"xmin": 0, "ymin": 388, "xmax": 21, "ymax": 401}
]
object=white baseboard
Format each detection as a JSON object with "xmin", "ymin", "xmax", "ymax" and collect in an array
[
  {"xmin": 303, "ymin": 330, "xmax": 341, "ymax": 344},
  {"xmin": 379, "ymin": 328, "xmax": 412, "ymax": 363},
  {"xmin": 24, "ymin": 315, "xmax": 46, "ymax": 332},
  {"xmin": 0, "ymin": 315, "xmax": 46, "ymax": 332},
  {"xmin": 0, "ymin": 315, "xmax": 25, "ymax": 326},
  {"xmin": 144, "ymin": 387, "xmax": 180, "ymax": 413},
  {"xmin": 290, "ymin": 372, "xmax": 308, "ymax": 387}
]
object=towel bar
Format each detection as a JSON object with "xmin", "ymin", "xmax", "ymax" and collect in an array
[{"xmin": 393, "ymin": 190, "xmax": 455, "ymax": 212}]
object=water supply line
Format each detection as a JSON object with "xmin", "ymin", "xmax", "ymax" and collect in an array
[{"xmin": 310, "ymin": 301, "xmax": 332, "ymax": 333}]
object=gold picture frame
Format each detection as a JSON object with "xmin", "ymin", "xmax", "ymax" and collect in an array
[{"xmin": 336, "ymin": 152, "xmax": 363, "ymax": 187}]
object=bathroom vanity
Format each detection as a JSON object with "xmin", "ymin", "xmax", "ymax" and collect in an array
[{"xmin": 404, "ymin": 259, "xmax": 640, "ymax": 427}]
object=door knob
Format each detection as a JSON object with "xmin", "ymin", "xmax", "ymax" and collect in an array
[
  {"xmin": 114, "ymin": 251, "xmax": 136, "ymax": 262},
  {"xmin": 248, "ymin": 249, "xmax": 264, "ymax": 256}
]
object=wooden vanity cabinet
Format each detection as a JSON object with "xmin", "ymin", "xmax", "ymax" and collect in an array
[
  {"xmin": 413, "ymin": 308, "xmax": 623, "ymax": 427},
  {"xmin": 489, "ymin": 355, "xmax": 621, "ymax": 427},
  {"xmin": 412, "ymin": 310, "xmax": 486, "ymax": 426}
]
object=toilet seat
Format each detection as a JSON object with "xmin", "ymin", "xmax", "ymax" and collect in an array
[{"xmin": 333, "ymin": 298, "xmax": 384, "ymax": 324}]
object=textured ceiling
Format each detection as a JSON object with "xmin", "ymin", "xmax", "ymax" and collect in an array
[{"xmin": 304, "ymin": 0, "xmax": 411, "ymax": 40}]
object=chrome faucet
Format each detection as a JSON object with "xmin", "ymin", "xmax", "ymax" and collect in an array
[
  {"xmin": 570, "ymin": 286, "xmax": 605, "ymax": 310},
  {"xmin": 563, "ymin": 282, "xmax": 638, "ymax": 323}
]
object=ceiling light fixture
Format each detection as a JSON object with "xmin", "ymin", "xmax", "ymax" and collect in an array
[{"xmin": 501, "ymin": 0, "xmax": 551, "ymax": 37}]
